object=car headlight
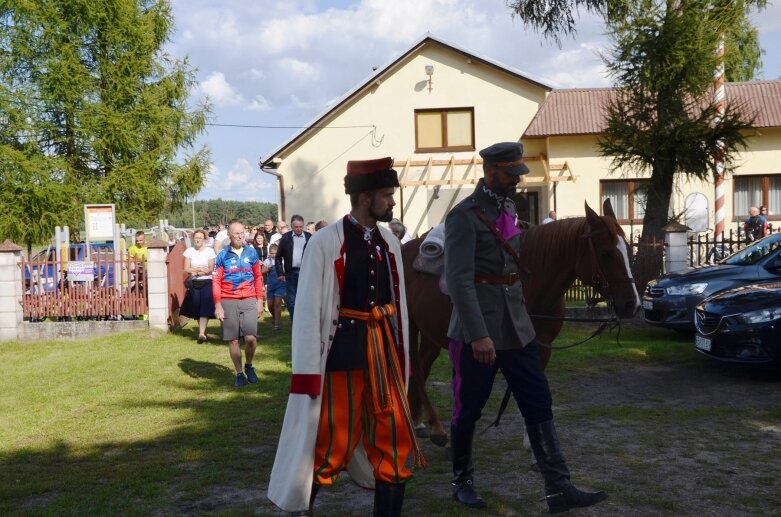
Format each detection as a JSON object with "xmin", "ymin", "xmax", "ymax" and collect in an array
[
  {"xmin": 665, "ymin": 283, "xmax": 707, "ymax": 295},
  {"xmin": 736, "ymin": 307, "xmax": 781, "ymax": 324}
]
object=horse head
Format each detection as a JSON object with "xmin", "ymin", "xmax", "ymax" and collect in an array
[{"xmin": 577, "ymin": 199, "xmax": 641, "ymax": 319}]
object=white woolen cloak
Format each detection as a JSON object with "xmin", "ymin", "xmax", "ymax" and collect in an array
[{"xmin": 267, "ymin": 220, "xmax": 410, "ymax": 512}]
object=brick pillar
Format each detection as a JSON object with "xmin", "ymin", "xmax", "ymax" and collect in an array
[
  {"xmin": 0, "ymin": 240, "xmax": 24, "ymax": 341},
  {"xmin": 146, "ymin": 239, "xmax": 169, "ymax": 331}
]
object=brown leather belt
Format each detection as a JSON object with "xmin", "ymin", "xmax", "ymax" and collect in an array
[{"xmin": 475, "ymin": 273, "xmax": 520, "ymax": 285}]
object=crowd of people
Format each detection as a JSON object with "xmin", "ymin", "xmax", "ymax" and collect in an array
[
  {"xmin": 179, "ymin": 214, "xmax": 417, "ymax": 389},
  {"xmin": 180, "ymin": 215, "xmax": 418, "ymax": 338}
]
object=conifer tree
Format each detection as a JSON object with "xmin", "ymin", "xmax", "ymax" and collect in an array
[{"xmin": 0, "ymin": 0, "xmax": 210, "ymax": 251}]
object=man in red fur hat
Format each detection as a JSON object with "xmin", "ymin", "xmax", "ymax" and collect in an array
[{"xmin": 268, "ymin": 157, "xmax": 425, "ymax": 517}]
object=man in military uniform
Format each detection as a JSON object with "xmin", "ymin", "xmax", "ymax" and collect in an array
[{"xmin": 444, "ymin": 142, "xmax": 608, "ymax": 514}]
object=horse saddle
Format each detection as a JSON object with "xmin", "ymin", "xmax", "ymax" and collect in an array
[{"xmin": 412, "ymin": 254, "xmax": 449, "ymax": 296}]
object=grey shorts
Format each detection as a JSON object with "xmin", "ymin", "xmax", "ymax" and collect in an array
[{"xmin": 221, "ymin": 298, "xmax": 258, "ymax": 341}]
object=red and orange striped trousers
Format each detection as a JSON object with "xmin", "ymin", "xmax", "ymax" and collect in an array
[{"xmin": 313, "ymin": 370, "xmax": 413, "ymax": 485}]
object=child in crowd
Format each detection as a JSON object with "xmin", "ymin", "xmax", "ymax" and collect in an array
[{"xmin": 262, "ymin": 243, "xmax": 285, "ymax": 331}]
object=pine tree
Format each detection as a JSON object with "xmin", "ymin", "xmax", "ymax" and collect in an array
[{"xmin": 0, "ymin": 0, "xmax": 210, "ymax": 252}]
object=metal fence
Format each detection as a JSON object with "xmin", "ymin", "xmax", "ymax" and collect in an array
[
  {"xmin": 19, "ymin": 253, "xmax": 147, "ymax": 321},
  {"xmin": 563, "ymin": 227, "xmax": 778, "ymax": 302},
  {"xmin": 687, "ymin": 228, "xmax": 757, "ymax": 267}
]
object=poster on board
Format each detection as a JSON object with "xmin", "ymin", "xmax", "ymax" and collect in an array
[{"xmin": 84, "ymin": 204, "xmax": 116, "ymax": 242}]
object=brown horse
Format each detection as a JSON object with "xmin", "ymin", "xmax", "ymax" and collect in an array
[{"xmin": 403, "ymin": 199, "xmax": 641, "ymax": 445}]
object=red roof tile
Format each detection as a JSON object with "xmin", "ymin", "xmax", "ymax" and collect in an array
[{"xmin": 524, "ymin": 80, "xmax": 781, "ymax": 138}]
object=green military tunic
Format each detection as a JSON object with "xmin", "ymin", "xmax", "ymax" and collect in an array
[{"xmin": 444, "ymin": 179, "xmax": 536, "ymax": 349}]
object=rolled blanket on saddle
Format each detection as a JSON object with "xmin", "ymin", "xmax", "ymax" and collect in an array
[{"xmin": 419, "ymin": 224, "xmax": 445, "ymax": 259}]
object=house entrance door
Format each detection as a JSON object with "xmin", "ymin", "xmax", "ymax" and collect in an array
[{"xmin": 514, "ymin": 191, "xmax": 539, "ymax": 225}]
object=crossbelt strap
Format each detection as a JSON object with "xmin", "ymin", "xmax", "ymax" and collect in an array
[
  {"xmin": 470, "ymin": 207, "xmax": 530, "ymax": 274},
  {"xmin": 339, "ymin": 304, "xmax": 427, "ymax": 468}
]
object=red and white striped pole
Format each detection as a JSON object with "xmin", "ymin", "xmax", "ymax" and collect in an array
[{"xmin": 713, "ymin": 38, "xmax": 726, "ymax": 241}]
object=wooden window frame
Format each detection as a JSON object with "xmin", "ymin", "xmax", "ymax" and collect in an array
[
  {"xmin": 599, "ymin": 179, "xmax": 649, "ymax": 224},
  {"xmin": 414, "ymin": 107, "xmax": 475, "ymax": 153},
  {"xmin": 733, "ymin": 174, "xmax": 779, "ymax": 222}
]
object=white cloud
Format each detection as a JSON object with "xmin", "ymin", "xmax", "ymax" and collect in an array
[
  {"xmin": 224, "ymin": 158, "xmax": 256, "ymax": 189},
  {"xmin": 247, "ymin": 95, "xmax": 272, "ymax": 112},
  {"xmin": 547, "ymin": 42, "xmax": 610, "ymax": 88},
  {"xmin": 199, "ymin": 72, "xmax": 244, "ymax": 107},
  {"xmin": 244, "ymin": 68, "xmax": 266, "ymax": 81},
  {"xmin": 276, "ymin": 58, "xmax": 319, "ymax": 80},
  {"xmin": 169, "ymin": 0, "xmax": 781, "ymax": 202}
]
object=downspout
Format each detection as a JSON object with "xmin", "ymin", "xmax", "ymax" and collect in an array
[{"xmin": 259, "ymin": 160, "xmax": 286, "ymax": 221}]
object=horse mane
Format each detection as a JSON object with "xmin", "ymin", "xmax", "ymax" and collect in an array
[
  {"xmin": 521, "ymin": 218, "xmax": 588, "ymax": 272},
  {"xmin": 522, "ymin": 215, "xmax": 624, "ymax": 270}
]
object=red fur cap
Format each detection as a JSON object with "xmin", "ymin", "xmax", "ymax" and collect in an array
[{"xmin": 344, "ymin": 157, "xmax": 399, "ymax": 194}]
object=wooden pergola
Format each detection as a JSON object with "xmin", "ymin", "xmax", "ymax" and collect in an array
[
  {"xmin": 393, "ymin": 153, "xmax": 575, "ymax": 187},
  {"xmin": 394, "ymin": 154, "xmax": 576, "ymax": 228}
]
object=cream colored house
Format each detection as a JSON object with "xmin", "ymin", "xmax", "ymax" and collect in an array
[
  {"xmin": 261, "ymin": 35, "xmax": 781, "ymax": 237},
  {"xmin": 260, "ymin": 35, "xmax": 553, "ymax": 235},
  {"xmin": 524, "ymin": 83, "xmax": 781, "ymax": 236}
]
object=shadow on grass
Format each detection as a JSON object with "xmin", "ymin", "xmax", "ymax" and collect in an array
[
  {"xmin": 0, "ymin": 317, "xmax": 298, "ymax": 516},
  {"xmin": 178, "ymin": 358, "xmax": 233, "ymax": 381},
  {"xmin": 4, "ymin": 316, "xmax": 780, "ymax": 517}
]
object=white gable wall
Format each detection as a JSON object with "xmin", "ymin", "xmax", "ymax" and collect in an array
[{"xmin": 273, "ymin": 42, "xmax": 547, "ymax": 234}]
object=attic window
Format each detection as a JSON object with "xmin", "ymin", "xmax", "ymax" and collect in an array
[{"xmin": 414, "ymin": 108, "xmax": 475, "ymax": 152}]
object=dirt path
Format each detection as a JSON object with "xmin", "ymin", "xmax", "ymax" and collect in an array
[{"xmin": 251, "ymin": 338, "xmax": 781, "ymax": 516}]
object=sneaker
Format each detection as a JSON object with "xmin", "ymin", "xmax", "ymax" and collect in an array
[
  {"xmin": 234, "ymin": 372, "xmax": 247, "ymax": 388},
  {"xmin": 244, "ymin": 365, "xmax": 259, "ymax": 384},
  {"xmin": 274, "ymin": 324, "xmax": 281, "ymax": 332}
]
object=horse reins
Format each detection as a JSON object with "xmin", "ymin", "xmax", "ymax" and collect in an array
[{"xmin": 524, "ymin": 220, "xmax": 632, "ymax": 350}]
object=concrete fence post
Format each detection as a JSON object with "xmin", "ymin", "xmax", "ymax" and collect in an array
[
  {"xmin": 0, "ymin": 240, "xmax": 24, "ymax": 341},
  {"xmin": 662, "ymin": 223, "xmax": 691, "ymax": 274},
  {"xmin": 146, "ymin": 239, "xmax": 169, "ymax": 331}
]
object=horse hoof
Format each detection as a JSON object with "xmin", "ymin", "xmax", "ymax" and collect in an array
[{"xmin": 430, "ymin": 432, "xmax": 449, "ymax": 447}]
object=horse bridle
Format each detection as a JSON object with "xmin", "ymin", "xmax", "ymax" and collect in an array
[
  {"xmin": 525, "ymin": 220, "xmax": 633, "ymax": 351},
  {"xmin": 580, "ymin": 222, "xmax": 636, "ymax": 305}
]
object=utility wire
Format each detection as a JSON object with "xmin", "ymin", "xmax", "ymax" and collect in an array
[{"xmin": 207, "ymin": 123, "xmax": 375, "ymax": 129}]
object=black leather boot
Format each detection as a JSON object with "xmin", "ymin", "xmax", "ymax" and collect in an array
[
  {"xmin": 289, "ymin": 482, "xmax": 320, "ymax": 516},
  {"xmin": 373, "ymin": 480, "xmax": 405, "ymax": 517},
  {"xmin": 526, "ymin": 420, "xmax": 607, "ymax": 514},
  {"xmin": 451, "ymin": 424, "xmax": 487, "ymax": 508}
]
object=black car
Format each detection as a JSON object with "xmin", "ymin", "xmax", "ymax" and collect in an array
[
  {"xmin": 694, "ymin": 282, "xmax": 781, "ymax": 366},
  {"xmin": 643, "ymin": 232, "xmax": 781, "ymax": 331}
]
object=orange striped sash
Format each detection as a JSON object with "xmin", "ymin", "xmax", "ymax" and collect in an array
[{"xmin": 338, "ymin": 304, "xmax": 427, "ymax": 468}]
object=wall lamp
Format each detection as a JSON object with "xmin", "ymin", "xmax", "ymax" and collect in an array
[{"xmin": 425, "ymin": 64, "xmax": 434, "ymax": 92}]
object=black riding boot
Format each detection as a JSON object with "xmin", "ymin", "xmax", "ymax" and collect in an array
[
  {"xmin": 526, "ymin": 420, "xmax": 608, "ymax": 514},
  {"xmin": 451, "ymin": 424, "xmax": 487, "ymax": 508},
  {"xmin": 289, "ymin": 482, "xmax": 320, "ymax": 516},
  {"xmin": 373, "ymin": 480, "xmax": 405, "ymax": 517}
]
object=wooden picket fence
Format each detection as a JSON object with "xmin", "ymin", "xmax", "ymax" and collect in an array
[{"xmin": 19, "ymin": 253, "xmax": 147, "ymax": 321}]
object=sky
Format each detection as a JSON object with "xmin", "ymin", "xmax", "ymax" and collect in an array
[{"xmin": 166, "ymin": 0, "xmax": 781, "ymax": 204}]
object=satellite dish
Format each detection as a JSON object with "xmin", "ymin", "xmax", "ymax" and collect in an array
[{"xmin": 684, "ymin": 193, "xmax": 708, "ymax": 233}]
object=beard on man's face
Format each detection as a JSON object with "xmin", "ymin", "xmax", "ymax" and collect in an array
[{"xmin": 371, "ymin": 205, "xmax": 394, "ymax": 223}]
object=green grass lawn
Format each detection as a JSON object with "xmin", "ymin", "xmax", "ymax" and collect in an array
[{"xmin": 0, "ymin": 316, "xmax": 695, "ymax": 515}]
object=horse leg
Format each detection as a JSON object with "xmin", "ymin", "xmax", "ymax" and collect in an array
[
  {"xmin": 407, "ymin": 321, "xmax": 429, "ymax": 438},
  {"xmin": 418, "ymin": 335, "xmax": 448, "ymax": 446}
]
